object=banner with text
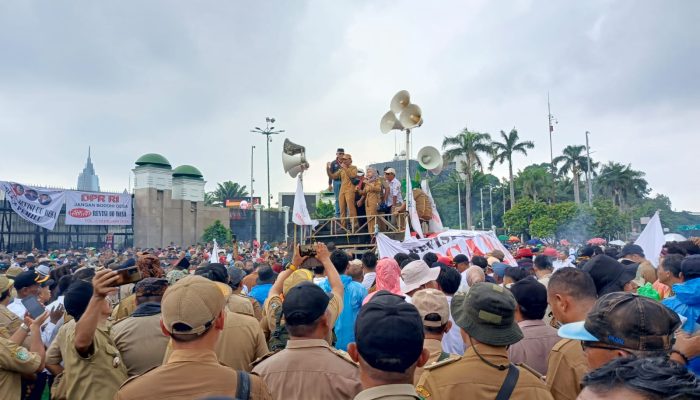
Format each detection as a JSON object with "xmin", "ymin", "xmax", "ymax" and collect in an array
[
  {"xmin": 65, "ymin": 191, "xmax": 132, "ymax": 225},
  {"xmin": 377, "ymin": 230, "xmax": 517, "ymax": 266},
  {"xmin": 0, "ymin": 182, "xmax": 66, "ymax": 230}
]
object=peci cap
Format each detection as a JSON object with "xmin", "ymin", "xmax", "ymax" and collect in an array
[
  {"xmin": 161, "ymin": 275, "xmax": 226, "ymax": 336},
  {"xmin": 336, "ymin": 148, "xmax": 345, "ymax": 153},
  {"xmin": 619, "ymin": 244, "xmax": 645, "ymax": 258},
  {"xmin": 401, "ymin": 260, "xmax": 440, "ymax": 293},
  {"xmin": 282, "ymin": 281, "xmax": 331, "ymax": 326},
  {"xmin": 355, "ymin": 291, "xmax": 424, "ymax": 372},
  {"xmin": 451, "ymin": 282, "xmax": 523, "ymax": 346},
  {"xmin": 412, "ymin": 288, "xmax": 449, "ymax": 327},
  {"xmin": 558, "ymin": 292, "xmax": 680, "ymax": 352}
]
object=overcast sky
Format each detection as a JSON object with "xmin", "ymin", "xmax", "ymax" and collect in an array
[{"xmin": 1, "ymin": 1, "xmax": 698, "ymax": 211}]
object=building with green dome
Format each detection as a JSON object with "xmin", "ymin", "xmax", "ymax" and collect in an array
[{"xmin": 132, "ymin": 154, "xmax": 229, "ymax": 248}]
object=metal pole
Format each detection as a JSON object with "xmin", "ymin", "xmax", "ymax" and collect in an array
[
  {"xmin": 250, "ymin": 145, "xmax": 255, "ymax": 205},
  {"xmin": 254, "ymin": 204, "xmax": 263, "ymax": 243},
  {"xmin": 282, "ymin": 206, "xmax": 290, "ymax": 244},
  {"xmin": 405, "ymin": 129, "xmax": 411, "ymax": 225},
  {"xmin": 489, "ymin": 185, "xmax": 494, "ymax": 228},
  {"xmin": 502, "ymin": 186, "xmax": 506, "ymax": 215},
  {"xmin": 480, "ymin": 187, "xmax": 484, "ymax": 229},
  {"xmin": 548, "ymin": 92, "xmax": 556, "ymax": 203},
  {"xmin": 585, "ymin": 131, "xmax": 593, "ymax": 206},
  {"xmin": 266, "ymin": 134, "xmax": 271, "ymax": 208},
  {"xmin": 457, "ymin": 178, "xmax": 462, "ymax": 230}
]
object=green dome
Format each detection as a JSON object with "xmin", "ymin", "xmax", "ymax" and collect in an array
[
  {"xmin": 135, "ymin": 153, "xmax": 171, "ymax": 168},
  {"xmin": 172, "ymin": 165, "xmax": 203, "ymax": 178}
]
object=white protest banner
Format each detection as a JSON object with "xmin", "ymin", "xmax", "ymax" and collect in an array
[
  {"xmin": 421, "ymin": 180, "xmax": 444, "ymax": 233},
  {"xmin": 407, "ymin": 182, "xmax": 424, "ymax": 238},
  {"xmin": 0, "ymin": 181, "xmax": 65, "ymax": 230},
  {"xmin": 377, "ymin": 229, "xmax": 517, "ymax": 266},
  {"xmin": 65, "ymin": 191, "xmax": 132, "ymax": 225},
  {"xmin": 292, "ymin": 176, "xmax": 318, "ymax": 227}
]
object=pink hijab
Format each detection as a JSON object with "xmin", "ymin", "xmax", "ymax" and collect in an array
[{"xmin": 363, "ymin": 257, "xmax": 404, "ymax": 305}]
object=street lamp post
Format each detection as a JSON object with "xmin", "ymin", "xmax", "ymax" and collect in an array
[
  {"xmin": 488, "ymin": 185, "xmax": 494, "ymax": 228},
  {"xmin": 251, "ymin": 118, "xmax": 285, "ymax": 208},
  {"xmin": 250, "ymin": 145, "xmax": 255, "ymax": 205},
  {"xmin": 281, "ymin": 206, "xmax": 290, "ymax": 244},
  {"xmin": 480, "ymin": 187, "xmax": 485, "ymax": 230},
  {"xmin": 585, "ymin": 131, "xmax": 593, "ymax": 206},
  {"xmin": 456, "ymin": 178, "xmax": 463, "ymax": 230}
]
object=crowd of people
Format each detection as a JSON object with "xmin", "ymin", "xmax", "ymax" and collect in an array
[
  {"xmin": 326, "ymin": 148, "xmax": 432, "ymax": 235},
  {"xmin": 1, "ymin": 236, "xmax": 700, "ymax": 399}
]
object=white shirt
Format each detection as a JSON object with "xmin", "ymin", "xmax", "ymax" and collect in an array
[
  {"xmin": 457, "ymin": 270, "xmax": 469, "ymax": 293},
  {"xmin": 361, "ymin": 272, "xmax": 376, "ymax": 290},
  {"xmin": 8, "ymin": 297, "xmax": 59, "ymax": 346},
  {"xmin": 553, "ymin": 258, "xmax": 573, "ymax": 271},
  {"xmin": 442, "ymin": 295, "xmax": 465, "ymax": 355},
  {"xmin": 386, "ymin": 179, "xmax": 403, "ymax": 206}
]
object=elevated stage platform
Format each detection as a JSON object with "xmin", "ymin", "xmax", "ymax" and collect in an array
[{"xmin": 307, "ymin": 213, "xmax": 408, "ymax": 256}]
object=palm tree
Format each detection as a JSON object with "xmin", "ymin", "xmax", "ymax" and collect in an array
[
  {"xmin": 596, "ymin": 162, "xmax": 649, "ymax": 210},
  {"xmin": 517, "ymin": 165, "xmax": 550, "ymax": 202},
  {"xmin": 553, "ymin": 145, "xmax": 587, "ymax": 203},
  {"xmin": 489, "ymin": 128, "xmax": 534, "ymax": 208},
  {"xmin": 207, "ymin": 181, "xmax": 249, "ymax": 207},
  {"xmin": 442, "ymin": 128, "xmax": 492, "ymax": 229}
]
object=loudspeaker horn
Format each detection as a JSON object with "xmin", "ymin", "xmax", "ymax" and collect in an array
[
  {"xmin": 399, "ymin": 104, "xmax": 423, "ymax": 129},
  {"xmin": 390, "ymin": 90, "xmax": 411, "ymax": 114},
  {"xmin": 380, "ymin": 111, "xmax": 404, "ymax": 134},
  {"xmin": 282, "ymin": 139, "xmax": 309, "ymax": 178},
  {"xmin": 417, "ymin": 146, "xmax": 442, "ymax": 171}
]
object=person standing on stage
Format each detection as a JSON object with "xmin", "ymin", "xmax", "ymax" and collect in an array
[
  {"xmin": 328, "ymin": 154, "xmax": 358, "ymax": 230},
  {"xmin": 361, "ymin": 167, "xmax": 383, "ymax": 236},
  {"xmin": 326, "ymin": 148, "xmax": 345, "ymax": 218}
]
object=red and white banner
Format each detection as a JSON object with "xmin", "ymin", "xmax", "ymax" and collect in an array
[
  {"xmin": 0, "ymin": 182, "xmax": 66, "ymax": 230},
  {"xmin": 377, "ymin": 230, "xmax": 517, "ymax": 266},
  {"xmin": 65, "ymin": 191, "xmax": 132, "ymax": 225}
]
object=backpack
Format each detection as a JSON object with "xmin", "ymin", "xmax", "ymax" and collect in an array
[{"xmin": 268, "ymin": 304, "xmax": 290, "ymax": 352}]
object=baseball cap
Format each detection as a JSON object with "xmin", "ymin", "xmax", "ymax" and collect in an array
[
  {"xmin": 13, "ymin": 271, "xmax": 40, "ymax": 290},
  {"xmin": 282, "ymin": 281, "xmax": 331, "ymax": 325},
  {"xmin": 385, "ymin": 168, "xmax": 396, "ymax": 175},
  {"xmin": 583, "ymin": 255, "xmax": 638, "ymax": 296},
  {"xmin": 451, "ymin": 282, "xmax": 523, "ymax": 346},
  {"xmin": 227, "ymin": 268, "xmax": 246, "ymax": 287},
  {"xmin": 161, "ymin": 275, "xmax": 226, "ymax": 336},
  {"xmin": 509, "ymin": 277, "xmax": 548, "ymax": 319},
  {"xmin": 36, "ymin": 264, "xmax": 51, "ymax": 278},
  {"xmin": 620, "ymin": 244, "xmax": 645, "ymax": 258},
  {"xmin": 558, "ymin": 292, "xmax": 680, "ymax": 352},
  {"xmin": 0, "ymin": 276, "xmax": 14, "ymax": 293},
  {"xmin": 412, "ymin": 288, "xmax": 449, "ymax": 327},
  {"xmin": 492, "ymin": 262, "xmax": 508, "ymax": 278},
  {"xmin": 453, "ymin": 254, "xmax": 469, "ymax": 265},
  {"xmin": 401, "ymin": 260, "xmax": 440, "ymax": 293},
  {"xmin": 282, "ymin": 269, "xmax": 313, "ymax": 295},
  {"xmin": 336, "ymin": 148, "xmax": 345, "ymax": 153},
  {"xmin": 355, "ymin": 291, "xmax": 424, "ymax": 372}
]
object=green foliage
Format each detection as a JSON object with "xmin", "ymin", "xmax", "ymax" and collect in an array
[
  {"xmin": 202, "ymin": 220, "xmax": 232, "ymax": 244},
  {"xmin": 503, "ymin": 199, "xmax": 548, "ymax": 236},
  {"xmin": 591, "ymin": 199, "xmax": 625, "ymax": 239},
  {"xmin": 206, "ymin": 181, "xmax": 249, "ymax": 207},
  {"xmin": 313, "ymin": 200, "xmax": 335, "ymax": 219},
  {"xmin": 530, "ymin": 215, "xmax": 557, "ymax": 238}
]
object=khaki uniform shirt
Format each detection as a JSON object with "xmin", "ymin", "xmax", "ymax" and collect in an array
[
  {"xmin": 416, "ymin": 344, "xmax": 553, "ymax": 400},
  {"xmin": 111, "ymin": 313, "xmax": 169, "ymax": 377},
  {"xmin": 116, "ymin": 349, "xmax": 271, "ymax": 400},
  {"xmin": 0, "ymin": 336, "xmax": 41, "ymax": 400},
  {"xmin": 261, "ymin": 293, "xmax": 341, "ymax": 346},
  {"xmin": 546, "ymin": 339, "xmax": 589, "ymax": 400},
  {"xmin": 227, "ymin": 293, "xmax": 256, "ymax": 318},
  {"xmin": 0, "ymin": 304, "xmax": 21, "ymax": 337},
  {"xmin": 54, "ymin": 319, "xmax": 129, "ymax": 400},
  {"xmin": 252, "ymin": 338, "xmax": 362, "ymax": 400},
  {"xmin": 111, "ymin": 294, "xmax": 137, "ymax": 321},
  {"xmin": 414, "ymin": 338, "xmax": 448, "ymax": 384},
  {"xmin": 354, "ymin": 384, "xmax": 421, "ymax": 400}
]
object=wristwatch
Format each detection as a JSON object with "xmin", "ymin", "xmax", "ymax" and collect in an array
[{"xmin": 20, "ymin": 323, "xmax": 30, "ymax": 332}]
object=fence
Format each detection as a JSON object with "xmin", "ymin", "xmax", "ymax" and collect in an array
[{"xmin": 229, "ymin": 208, "xmax": 288, "ymax": 243}]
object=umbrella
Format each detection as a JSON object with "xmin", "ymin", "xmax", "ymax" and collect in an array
[
  {"xmin": 609, "ymin": 240, "xmax": 626, "ymax": 246},
  {"xmin": 526, "ymin": 239, "xmax": 543, "ymax": 246},
  {"xmin": 498, "ymin": 234, "xmax": 509, "ymax": 241},
  {"xmin": 664, "ymin": 233, "xmax": 687, "ymax": 242},
  {"xmin": 508, "ymin": 236, "xmax": 520, "ymax": 242},
  {"xmin": 587, "ymin": 238, "xmax": 607, "ymax": 246},
  {"xmin": 559, "ymin": 239, "xmax": 570, "ymax": 246}
]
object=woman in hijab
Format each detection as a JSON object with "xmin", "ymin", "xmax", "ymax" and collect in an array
[
  {"xmin": 361, "ymin": 166, "xmax": 383, "ymax": 236},
  {"xmin": 363, "ymin": 257, "xmax": 404, "ymax": 304}
]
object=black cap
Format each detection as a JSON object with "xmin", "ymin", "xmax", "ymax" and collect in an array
[
  {"xmin": 282, "ymin": 281, "xmax": 331, "ymax": 326},
  {"xmin": 453, "ymin": 254, "xmax": 469, "ymax": 264},
  {"xmin": 354, "ymin": 290, "xmax": 424, "ymax": 373},
  {"xmin": 14, "ymin": 271, "xmax": 40, "ymax": 290},
  {"xmin": 620, "ymin": 244, "xmax": 645, "ymax": 257},
  {"xmin": 337, "ymin": 148, "xmax": 345, "ymax": 153},
  {"xmin": 582, "ymin": 255, "xmax": 638, "ymax": 296},
  {"xmin": 228, "ymin": 268, "xmax": 246, "ymax": 287},
  {"xmin": 509, "ymin": 277, "xmax": 548, "ymax": 319}
]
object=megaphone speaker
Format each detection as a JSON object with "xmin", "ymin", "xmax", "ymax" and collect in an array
[
  {"xmin": 390, "ymin": 90, "xmax": 411, "ymax": 114},
  {"xmin": 399, "ymin": 104, "xmax": 422, "ymax": 129},
  {"xmin": 417, "ymin": 146, "xmax": 442, "ymax": 170},
  {"xmin": 380, "ymin": 111, "xmax": 404, "ymax": 134},
  {"xmin": 282, "ymin": 152, "xmax": 308, "ymax": 177}
]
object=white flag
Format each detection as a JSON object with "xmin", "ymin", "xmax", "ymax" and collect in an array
[
  {"xmin": 211, "ymin": 239, "xmax": 219, "ymax": 263},
  {"xmin": 634, "ymin": 211, "xmax": 665, "ymax": 267},
  {"xmin": 292, "ymin": 176, "xmax": 318, "ymax": 227},
  {"xmin": 421, "ymin": 180, "xmax": 444, "ymax": 233},
  {"xmin": 406, "ymin": 182, "xmax": 424, "ymax": 238}
]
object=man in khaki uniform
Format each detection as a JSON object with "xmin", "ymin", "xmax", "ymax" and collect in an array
[
  {"xmin": 227, "ymin": 267, "xmax": 262, "ymax": 320},
  {"xmin": 416, "ymin": 282, "xmax": 553, "ymax": 400},
  {"xmin": 45, "ymin": 270, "xmax": 128, "ymax": 400},
  {"xmin": 545, "ymin": 268, "xmax": 596, "ymax": 400},
  {"xmin": 348, "ymin": 291, "xmax": 428, "ymax": 400},
  {"xmin": 116, "ymin": 275, "xmax": 271, "ymax": 400},
  {"xmin": 253, "ymin": 280, "xmax": 358, "ymax": 400},
  {"xmin": 111, "ymin": 278, "xmax": 169, "ymax": 377},
  {"xmin": 0, "ymin": 276, "xmax": 21, "ymax": 336},
  {"xmin": 260, "ymin": 243, "xmax": 342, "ymax": 349},
  {"xmin": 328, "ymin": 154, "xmax": 358, "ymax": 230},
  {"xmin": 411, "ymin": 288, "xmax": 458, "ymax": 384},
  {"xmin": 0, "ymin": 311, "xmax": 47, "ymax": 400}
]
